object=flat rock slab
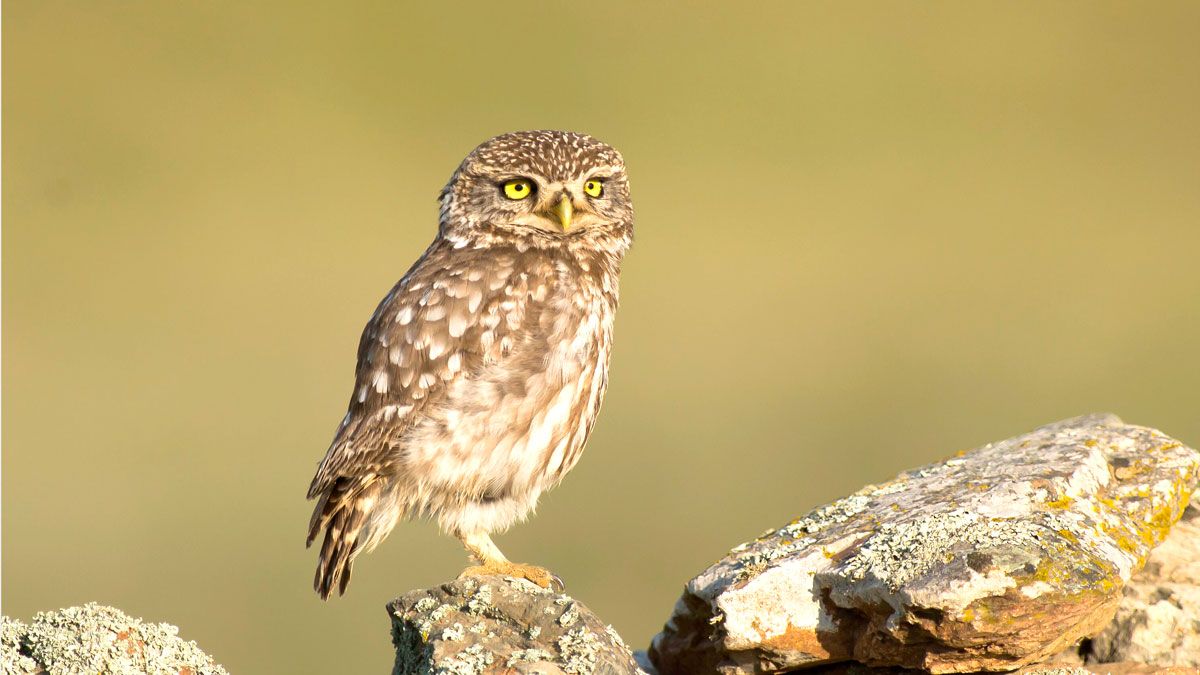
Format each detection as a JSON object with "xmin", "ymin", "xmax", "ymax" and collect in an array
[
  {"xmin": 389, "ymin": 576, "xmax": 646, "ymax": 675},
  {"xmin": 649, "ymin": 414, "xmax": 1199, "ymax": 674}
]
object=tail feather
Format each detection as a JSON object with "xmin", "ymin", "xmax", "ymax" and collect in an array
[
  {"xmin": 308, "ymin": 479, "xmax": 379, "ymax": 600},
  {"xmin": 306, "ymin": 476, "xmax": 354, "ymax": 548}
]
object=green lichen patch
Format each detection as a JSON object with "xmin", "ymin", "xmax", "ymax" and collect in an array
[
  {"xmin": 4, "ymin": 604, "xmax": 226, "ymax": 675},
  {"xmin": 557, "ymin": 627, "xmax": 600, "ymax": 674},
  {"xmin": 2, "ymin": 617, "xmax": 38, "ymax": 675},
  {"xmin": 437, "ymin": 643, "xmax": 494, "ymax": 675},
  {"xmin": 505, "ymin": 648, "xmax": 553, "ymax": 667}
]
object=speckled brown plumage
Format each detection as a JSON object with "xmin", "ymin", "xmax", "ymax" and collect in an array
[{"xmin": 306, "ymin": 130, "xmax": 634, "ymax": 598}]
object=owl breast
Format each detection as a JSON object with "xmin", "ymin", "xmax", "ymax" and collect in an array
[{"xmin": 401, "ymin": 249, "xmax": 618, "ymax": 515}]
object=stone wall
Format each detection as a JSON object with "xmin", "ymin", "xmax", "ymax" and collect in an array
[
  {"xmin": 389, "ymin": 415, "xmax": 1198, "ymax": 675},
  {"xmin": 5, "ymin": 415, "xmax": 1195, "ymax": 675}
]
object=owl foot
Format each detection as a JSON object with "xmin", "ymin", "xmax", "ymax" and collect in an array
[{"xmin": 458, "ymin": 562, "xmax": 565, "ymax": 592}]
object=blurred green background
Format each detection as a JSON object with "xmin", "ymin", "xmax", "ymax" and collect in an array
[{"xmin": 4, "ymin": 1, "xmax": 1199, "ymax": 672}]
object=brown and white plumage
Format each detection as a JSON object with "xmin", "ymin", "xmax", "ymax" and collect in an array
[{"xmin": 306, "ymin": 130, "xmax": 634, "ymax": 598}]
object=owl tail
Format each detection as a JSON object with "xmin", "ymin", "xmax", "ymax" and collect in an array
[{"xmin": 307, "ymin": 479, "xmax": 380, "ymax": 600}]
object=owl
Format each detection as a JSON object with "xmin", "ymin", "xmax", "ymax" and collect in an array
[{"xmin": 306, "ymin": 130, "xmax": 634, "ymax": 599}]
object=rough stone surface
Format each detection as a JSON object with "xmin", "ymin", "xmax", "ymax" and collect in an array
[
  {"xmin": 1085, "ymin": 491, "xmax": 1200, "ymax": 668},
  {"xmin": 649, "ymin": 414, "xmax": 1199, "ymax": 675},
  {"xmin": 798, "ymin": 663, "xmax": 1195, "ymax": 675},
  {"xmin": 389, "ymin": 576, "xmax": 647, "ymax": 675},
  {"xmin": 1, "ymin": 603, "xmax": 227, "ymax": 675}
]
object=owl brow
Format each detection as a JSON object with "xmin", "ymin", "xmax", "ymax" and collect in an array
[
  {"xmin": 492, "ymin": 172, "xmax": 548, "ymax": 185},
  {"xmin": 583, "ymin": 167, "xmax": 620, "ymax": 181}
]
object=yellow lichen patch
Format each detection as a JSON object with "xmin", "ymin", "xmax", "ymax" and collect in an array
[
  {"xmin": 1099, "ymin": 519, "xmax": 1144, "ymax": 558},
  {"xmin": 1139, "ymin": 496, "xmax": 1185, "ymax": 549},
  {"xmin": 1010, "ymin": 529, "xmax": 1123, "ymax": 598},
  {"xmin": 957, "ymin": 599, "xmax": 999, "ymax": 627},
  {"xmin": 1044, "ymin": 494, "xmax": 1074, "ymax": 509}
]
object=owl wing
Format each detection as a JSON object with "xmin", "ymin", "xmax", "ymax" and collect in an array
[
  {"xmin": 308, "ymin": 239, "xmax": 491, "ymax": 500},
  {"xmin": 306, "ymin": 239, "xmax": 550, "ymax": 597}
]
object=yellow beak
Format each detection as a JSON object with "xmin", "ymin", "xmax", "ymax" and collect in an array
[{"xmin": 552, "ymin": 194, "xmax": 574, "ymax": 230}]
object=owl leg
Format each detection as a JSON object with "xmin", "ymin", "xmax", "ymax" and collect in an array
[
  {"xmin": 457, "ymin": 529, "xmax": 509, "ymax": 566},
  {"xmin": 455, "ymin": 530, "xmax": 564, "ymax": 591}
]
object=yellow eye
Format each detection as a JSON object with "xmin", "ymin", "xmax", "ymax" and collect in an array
[
  {"xmin": 584, "ymin": 180, "xmax": 604, "ymax": 198},
  {"xmin": 502, "ymin": 179, "xmax": 534, "ymax": 200}
]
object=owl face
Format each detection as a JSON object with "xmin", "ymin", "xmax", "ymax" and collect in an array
[{"xmin": 440, "ymin": 131, "xmax": 633, "ymax": 245}]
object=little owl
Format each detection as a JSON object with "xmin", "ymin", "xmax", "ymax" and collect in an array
[{"xmin": 306, "ymin": 130, "xmax": 634, "ymax": 598}]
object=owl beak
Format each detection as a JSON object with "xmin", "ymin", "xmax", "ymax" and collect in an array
[{"xmin": 551, "ymin": 194, "xmax": 574, "ymax": 231}]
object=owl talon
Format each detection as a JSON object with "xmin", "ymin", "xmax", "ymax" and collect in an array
[{"xmin": 459, "ymin": 562, "xmax": 563, "ymax": 591}]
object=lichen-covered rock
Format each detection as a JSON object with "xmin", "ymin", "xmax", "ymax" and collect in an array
[
  {"xmin": 800, "ymin": 663, "xmax": 1195, "ymax": 675},
  {"xmin": 2, "ymin": 617, "xmax": 41, "ymax": 675},
  {"xmin": 389, "ymin": 576, "xmax": 646, "ymax": 675},
  {"xmin": 649, "ymin": 414, "xmax": 1199, "ymax": 675},
  {"xmin": 1085, "ymin": 491, "xmax": 1200, "ymax": 668},
  {"xmin": 1, "ymin": 603, "xmax": 227, "ymax": 675}
]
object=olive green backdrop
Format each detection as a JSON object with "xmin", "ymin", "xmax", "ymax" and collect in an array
[{"xmin": 4, "ymin": 2, "xmax": 1199, "ymax": 673}]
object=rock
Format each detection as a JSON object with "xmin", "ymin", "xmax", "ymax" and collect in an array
[
  {"xmin": 1022, "ymin": 665, "xmax": 1194, "ymax": 675},
  {"xmin": 388, "ymin": 576, "xmax": 647, "ymax": 675},
  {"xmin": 799, "ymin": 663, "xmax": 1194, "ymax": 675},
  {"xmin": 649, "ymin": 414, "xmax": 1200, "ymax": 675},
  {"xmin": 1, "ymin": 603, "xmax": 227, "ymax": 675},
  {"xmin": 1084, "ymin": 491, "xmax": 1200, "ymax": 668},
  {"xmin": 1058, "ymin": 666, "xmax": 1197, "ymax": 675}
]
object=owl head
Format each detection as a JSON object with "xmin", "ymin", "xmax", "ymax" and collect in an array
[{"xmin": 438, "ymin": 130, "xmax": 634, "ymax": 250}]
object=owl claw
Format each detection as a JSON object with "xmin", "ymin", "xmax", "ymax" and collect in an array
[{"xmin": 458, "ymin": 562, "xmax": 564, "ymax": 592}]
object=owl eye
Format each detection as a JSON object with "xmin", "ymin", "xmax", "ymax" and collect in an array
[
  {"xmin": 502, "ymin": 179, "xmax": 534, "ymax": 200},
  {"xmin": 583, "ymin": 180, "xmax": 604, "ymax": 198}
]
